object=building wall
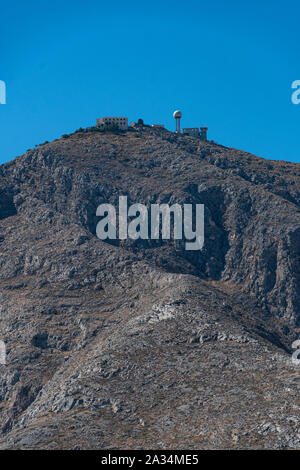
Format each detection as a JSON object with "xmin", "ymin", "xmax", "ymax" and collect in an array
[
  {"xmin": 200, "ymin": 127, "xmax": 208, "ymax": 141},
  {"xmin": 182, "ymin": 128, "xmax": 200, "ymax": 137},
  {"xmin": 96, "ymin": 117, "xmax": 128, "ymax": 130}
]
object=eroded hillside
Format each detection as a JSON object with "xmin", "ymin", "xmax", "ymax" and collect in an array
[{"xmin": 0, "ymin": 125, "xmax": 299, "ymax": 449}]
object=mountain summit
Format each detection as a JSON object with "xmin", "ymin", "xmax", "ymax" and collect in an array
[{"xmin": 0, "ymin": 125, "xmax": 299, "ymax": 449}]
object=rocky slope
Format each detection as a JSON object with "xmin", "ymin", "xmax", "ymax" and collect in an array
[{"xmin": 0, "ymin": 124, "xmax": 299, "ymax": 449}]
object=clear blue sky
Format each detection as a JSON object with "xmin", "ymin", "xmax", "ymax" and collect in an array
[{"xmin": 1, "ymin": 0, "xmax": 300, "ymax": 164}]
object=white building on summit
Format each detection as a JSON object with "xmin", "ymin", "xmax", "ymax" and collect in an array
[{"xmin": 96, "ymin": 117, "xmax": 128, "ymax": 130}]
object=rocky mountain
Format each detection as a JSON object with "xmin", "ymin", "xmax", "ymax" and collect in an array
[{"xmin": 0, "ymin": 124, "xmax": 299, "ymax": 449}]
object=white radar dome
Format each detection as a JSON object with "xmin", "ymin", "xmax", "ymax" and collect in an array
[{"xmin": 173, "ymin": 110, "xmax": 182, "ymax": 118}]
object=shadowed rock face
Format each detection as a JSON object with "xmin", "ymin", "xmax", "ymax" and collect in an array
[{"xmin": 0, "ymin": 126, "xmax": 299, "ymax": 449}]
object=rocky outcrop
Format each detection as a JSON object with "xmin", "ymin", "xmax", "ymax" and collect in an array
[{"xmin": 0, "ymin": 126, "xmax": 299, "ymax": 449}]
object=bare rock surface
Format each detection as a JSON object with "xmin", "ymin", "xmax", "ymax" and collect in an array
[{"xmin": 0, "ymin": 125, "xmax": 299, "ymax": 449}]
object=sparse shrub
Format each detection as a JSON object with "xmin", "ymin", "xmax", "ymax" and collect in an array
[
  {"xmin": 87, "ymin": 126, "xmax": 103, "ymax": 133},
  {"xmin": 35, "ymin": 141, "xmax": 49, "ymax": 148}
]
